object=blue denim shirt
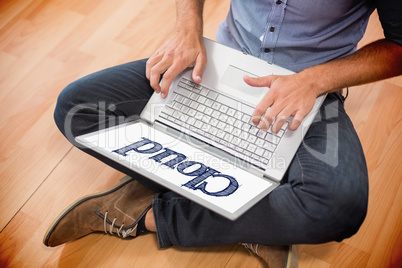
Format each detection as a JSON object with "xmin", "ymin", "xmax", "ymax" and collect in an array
[{"xmin": 216, "ymin": 0, "xmax": 377, "ymax": 72}]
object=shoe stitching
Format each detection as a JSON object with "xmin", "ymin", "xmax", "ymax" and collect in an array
[{"xmin": 113, "ymin": 188, "xmax": 136, "ymax": 222}]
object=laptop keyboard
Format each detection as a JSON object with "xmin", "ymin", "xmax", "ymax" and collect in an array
[{"xmin": 158, "ymin": 78, "xmax": 288, "ymax": 169}]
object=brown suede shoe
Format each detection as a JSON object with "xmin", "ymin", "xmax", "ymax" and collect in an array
[
  {"xmin": 242, "ymin": 244, "xmax": 298, "ymax": 268},
  {"xmin": 43, "ymin": 176, "xmax": 155, "ymax": 247}
]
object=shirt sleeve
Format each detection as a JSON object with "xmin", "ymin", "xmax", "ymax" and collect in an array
[{"xmin": 375, "ymin": 0, "xmax": 402, "ymax": 45}]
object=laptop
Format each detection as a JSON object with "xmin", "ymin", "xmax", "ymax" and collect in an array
[{"xmin": 76, "ymin": 38, "xmax": 326, "ymax": 220}]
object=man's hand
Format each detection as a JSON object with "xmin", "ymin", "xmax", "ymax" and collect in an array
[
  {"xmin": 244, "ymin": 39, "xmax": 402, "ymax": 134},
  {"xmin": 146, "ymin": 34, "xmax": 207, "ymax": 99},
  {"xmin": 146, "ymin": 0, "xmax": 206, "ymax": 99},
  {"xmin": 244, "ymin": 74, "xmax": 319, "ymax": 133}
]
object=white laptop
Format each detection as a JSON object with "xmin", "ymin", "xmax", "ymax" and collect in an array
[{"xmin": 76, "ymin": 38, "xmax": 325, "ymax": 220}]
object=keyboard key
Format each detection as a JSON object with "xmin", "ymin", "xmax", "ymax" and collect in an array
[
  {"xmin": 204, "ymin": 107, "xmax": 213, "ymax": 115},
  {"xmin": 264, "ymin": 141, "xmax": 276, "ymax": 152},
  {"xmin": 159, "ymin": 112, "xmax": 168, "ymax": 119},
  {"xmin": 173, "ymin": 102, "xmax": 182, "ymax": 110},
  {"xmin": 235, "ymin": 147, "xmax": 244, "ymax": 154},
  {"xmin": 219, "ymin": 113, "xmax": 228, "ymax": 122},
  {"xmin": 256, "ymin": 138, "xmax": 265, "ymax": 147},
  {"xmin": 265, "ymin": 133, "xmax": 280, "ymax": 144},
  {"xmin": 240, "ymin": 140, "xmax": 249, "ymax": 150},
  {"xmin": 232, "ymin": 128, "xmax": 241, "ymax": 136},
  {"xmin": 255, "ymin": 147, "xmax": 265, "ymax": 156},
  {"xmin": 210, "ymin": 118, "xmax": 219, "ymax": 126},
  {"xmin": 190, "ymin": 101, "xmax": 199, "ymax": 109},
  {"xmin": 219, "ymin": 105, "xmax": 228, "ymax": 113},
  {"xmin": 247, "ymin": 143, "xmax": 257, "ymax": 152},
  {"xmin": 234, "ymin": 111, "xmax": 243, "ymax": 120},
  {"xmin": 179, "ymin": 113, "xmax": 189, "ymax": 122},
  {"xmin": 207, "ymin": 90, "xmax": 218, "ymax": 100},
  {"xmin": 172, "ymin": 110, "xmax": 181, "ymax": 119},
  {"xmin": 162, "ymin": 106, "xmax": 175, "ymax": 116},
  {"xmin": 217, "ymin": 130, "xmax": 226, "ymax": 139},
  {"xmin": 205, "ymin": 99, "xmax": 214, "ymax": 107},
  {"xmin": 212, "ymin": 101, "xmax": 221, "ymax": 110},
  {"xmin": 195, "ymin": 111, "xmax": 203, "ymax": 120},
  {"xmin": 180, "ymin": 105, "xmax": 189, "ymax": 114},
  {"xmin": 234, "ymin": 120, "xmax": 243, "ymax": 128},
  {"xmin": 243, "ymin": 150, "xmax": 252, "ymax": 157},
  {"xmin": 249, "ymin": 126, "xmax": 259, "ymax": 135},
  {"xmin": 211, "ymin": 110, "xmax": 221, "ymax": 118},
  {"xmin": 263, "ymin": 150, "xmax": 273, "ymax": 159},
  {"xmin": 198, "ymin": 95, "xmax": 207, "ymax": 104},
  {"xmin": 275, "ymin": 129, "xmax": 285, "ymax": 137},
  {"xmin": 201, "ymin": 123, "xmax": 211, "ymax": 132},
  {"xmin": 242, "ymin": 123, "xmax": 251, "ymax": 132},
  {"xmin": 224, "ymin": 124, "xmax": 234, "ymax": 133},
  {"xmin": 227, "ymin": 108, "xmax": 236, "ymax": 117},
  {"xmin": 248, "ymin": 135, "xmax": 257, "ymax": 143},
  {"xmin": 187, "ymin": 117, "xmax": 196, "ymax": 126},
  {"xmin": 194, "ymin": 84, "xmax": 202, "ymax": 91},
  {"xmin": 240, "ymin": 131, "xmax": 249, "ymax": 140},
  {"xmin": 197, "ymin": 104, "xmax": 206, "ymax": 113},
  {"xmin": 174, "ymin": 118, "xmax": 184, "ymax": 126},
  {"xmin": 217, "ymin": 121, "xmax": 226, "ymax": 129},
  {"xmin": 183, "ymin": 97, "xmax": 191, "ymax": 106},
  {"xmin": 174, "ymin": 94, "xmax": 184, "ymax": 102},
  {"xmin": 200, "ymin": 87, "xmax": 209, "ymax": 96},
  {"xmin": 242, "ymin": 114, "xmax": 251, "ymax": 123},
  {"xmin": 190, "ymin": 92, "xmax": 199, "ymax": 100},
  {"xmin": 220, "ymin": 140, "xmax": 229, "ymax": 146},
  {"xmin": 210, "ymin": 127, "xmax": 218, "ymax": 135},
  {"xmin": 226, "ymin": 117, "xmax": 235, "ymax": 125},
  {"xmin": 257, "ymin": 130, "xmax": 267, "ymax": 139},
  {"xmin": 201, "ymin": 114, "xmax": 211, "ymax": 123},
  {"xmin": 194, "ymin": 120, "xmax": 203, "ymax": 129},
  {"xmin": 176, "ymin": 85, "xmax": 191, "ymax": 97},
  {"xmin": 232, "ymin": 137, "xmax": 241, "ymax": 145}
]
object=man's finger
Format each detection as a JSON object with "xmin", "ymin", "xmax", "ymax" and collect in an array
[
  {"xmin": 288, "ymin": 110, "xmax": 307, "ymax": 131},
  {"xmin": 251, "ymin": 91, "xmax": 275, "ymax": 126},
  {"xmin": 244, "ymin": 75, "xmax": 275, "ymax": 88},
  {"xmin": 149, "ymin": 59, "xmax": 173, "ymax": 93},
  {"xmin": 271, "ymin": 107, "xmax": 293, "ymax": 133},
  {"xmin": 160, "ymin": 60, "xmax": 188, "ymax": 98},
  {"xmin": 192, "ymin": 53, "xmax": 207, "ymax": 83},
  {"xmin": 146, "ymin": 52, "xmax": 163, "ymax": 80}
]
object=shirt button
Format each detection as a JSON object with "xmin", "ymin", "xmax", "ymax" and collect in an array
[
  {"xmin": 264, "ymin": 48, "xmax": 271, "ymax": 53},
  {"xmin": 276, "ymin": 0, "xmax": 282, "ymax": 4},
  {"xmin": 269, "ymin": 26, "xmax": 275, "ymax": 32}
]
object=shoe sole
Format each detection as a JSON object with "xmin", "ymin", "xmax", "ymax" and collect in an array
[{"xmin": 43, "ymin": 176, "xmax": 134, "ymax": 246}]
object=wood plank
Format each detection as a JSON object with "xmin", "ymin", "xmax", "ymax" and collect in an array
[{"xmin": 0, "ymin": 0, "xmax": 401, "ymax": 267}]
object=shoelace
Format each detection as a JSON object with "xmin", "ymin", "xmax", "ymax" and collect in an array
[
  {"xmin": 103, "ymin": 210, "xmax": 137, "ymax": 238},
  {"xmin": 241, "ymin": 243, "xmax": 261, "ymax": 257}
]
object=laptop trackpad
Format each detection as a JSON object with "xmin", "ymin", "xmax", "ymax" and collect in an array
[{"xmin": 221, "ymin": 65, "xmax": 266, "ymax": 99}]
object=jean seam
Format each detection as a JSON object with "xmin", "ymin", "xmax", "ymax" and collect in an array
[
  {"xmin": 296, "ymin": 153, "xmax": 305, "ymax": 187},
  {"xmin": 153, "ymin": 198, "xmax": 167, "ymax": 248},
  {"xmin": 153, "ymin": 196, "xmax": 190, "ymax": 248}
]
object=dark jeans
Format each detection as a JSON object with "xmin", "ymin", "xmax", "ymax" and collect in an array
[{"xmin": 54, "ymin": 59, "xmax": 368, "ymax": 248}]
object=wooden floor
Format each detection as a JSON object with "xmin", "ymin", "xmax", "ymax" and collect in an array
[{"xmin": 0, "ymin": 0, "xmax": 401, "ymax": 267}]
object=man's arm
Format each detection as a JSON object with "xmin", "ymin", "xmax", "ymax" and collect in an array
[
  {"xmin": 246, "ymin": 39, "xmax": 402, "ymax": 133},
  {"xmin": 146, "ymin": 0, "xmax": 206, "ymax": 98}
]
